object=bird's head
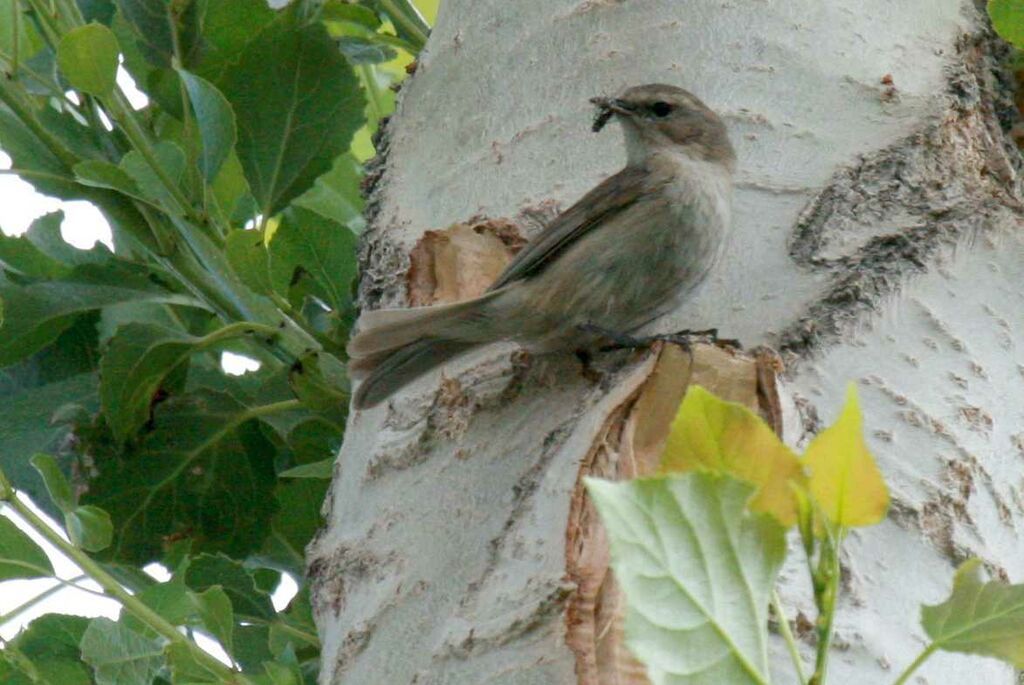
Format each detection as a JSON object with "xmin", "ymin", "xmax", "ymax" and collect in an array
[{"xmin": 591, "ymin": 84, "xmax": 734, "ymax": 170}]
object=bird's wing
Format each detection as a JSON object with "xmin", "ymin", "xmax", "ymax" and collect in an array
[{"xmin": 488, "ymin": 164, "xmax": 652, "ymax": 291}]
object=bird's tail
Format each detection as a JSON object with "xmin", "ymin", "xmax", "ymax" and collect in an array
[
  {"xmin": 347, "ymin": 291, "xmax": 503, "ymax": 408},
  {"xmin": 351, "ymin": 338, "xmax": 477, "ymax": 408}
]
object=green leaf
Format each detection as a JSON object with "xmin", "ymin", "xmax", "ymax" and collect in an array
[
  {"xmin": 125, "ymin": 576, "xmax": 195, "ymax": 635},
  {"xmin": 115, "ymin": 0, "xmax": 202, "ymax": 67},
  {"xmin": 0, "ymin": 0, "xmax": 45, "ymax": 64},
  {"xmin": 99, "ymin": 322, "xmax": 200, "ymax": 442},
  {"xmin": 287, "ymin": 352, "xmax": 349, "ymax": 413},
  {"xmin": 57, "ymin": 23, "xmax": 120, "ymax": 96},
  {"xmin": 226, "ymin": 229, "xmax": 273, "ymax": 296},
  {"xmin": 73, "ymin": 160, "xmax": 148, "ymax": 203},
  {"xmin": 990, "ymin": 0, "xmax": 1024, "ymax": 47},
  {"xmin": 80, "ymin": 617, "xmax": 165, "ymax": 685},
  {"xmin": 0, "ymin": 232, "xmax": 72, "ymax": 280},
  {"xmin": 338, "ymin": 36, "xmax": 397, "ymax": 64},
  {"xmin": 21, "ymin": 212, "xmax": 109, "ymax": 268},
  {"xmin": 804, "ymin": 383, "xmax": 889, "ymax": 528},
  {"xmin": 585, "ymin": 473, "xmax": 785, "ymax": 685},
  {"xmin": 8, "ymin": 614, "xmax": 92, "ymax": 685},
  {"xmin": 66, "ymin": 504, "xmax": 114, "ymax": 552},
  {"xmin": 184, "ymin": 553, "xmax": 275, "ymax": 622},
  {"xmin": 0, "ymin": 109, "xmax": 78, "ymax": 198},
  {"xmin": 196, "ymin": 0, "xmax": 276, "ymax": 83},
  {"xmin": 193, "ymin": 585, "xmax": 234, "ymax": 654},
  {"xmin": 293, "ymin": 153, "xmax": 365, "ymax": 231},
  {"xmin": 0, "ymin": 373, "xmax": 98, "ymax": 514},
  {"xmin": 321, "ymin": 1, "xmax": 381, "ymax": 27},
  {"xmin": 0, "ymin": 279, "xmax": 198, "ymax": 367},
  {"xmin": 119, "ymin": 141, "xmax": 187, "ymax": 213},
  {"xmin": 269, "ymin": 207, "xmax": 358, "ymax": 312},
  {"xmin": 178, "ymin": 70, "xmax": 237, "ymax": 181},
  {"xmin": 660, "ymin": 384, "xmax": 804, "ymax": 526},
  {"xmin": 921, "ymin": 557, "xmax": 1024, "ymax": 667},
  {"xmin": 0, "ymin": 516, "xmax": 54, "ymax": 580},
  {"xmin": 278, "ymin": 459, "xmax": 333, "ymax": 479},
  {"xmin": 30, "ymin": 453, "xmax": 75, "ymax": 513},
  {"xmin": 221, "ymin": 16, "xmax": 366, "ymax": 217},
  {"xmin": 85, "ymin": 390, "xmax": 278, "ymax": 564},
  {"xmin": 164, "ymin": 642, "xmax": 221, "ymax": 684}
]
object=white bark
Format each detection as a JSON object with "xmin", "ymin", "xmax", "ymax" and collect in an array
[{"xmin": 310, "ymin": 1, "xmax": 1024, "ymax": 683}]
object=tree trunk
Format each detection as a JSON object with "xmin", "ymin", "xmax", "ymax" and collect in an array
[{"xmin": 308, "ymin": 1, "xmax": 1024, "ymax": 683}]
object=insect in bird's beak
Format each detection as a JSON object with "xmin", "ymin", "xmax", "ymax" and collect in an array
[{"xmin": 590, "ymin": 96, "xmax": 633, "ymax": 132}]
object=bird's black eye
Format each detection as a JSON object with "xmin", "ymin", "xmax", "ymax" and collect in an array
[{"xmin": 651, "ymin": 101, "xmax": 673, "ymax": 117}]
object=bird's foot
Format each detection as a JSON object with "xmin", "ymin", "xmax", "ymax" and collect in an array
[{"xmin": 576, "ymin": 324, "xmax": 741, "ymax": 353}]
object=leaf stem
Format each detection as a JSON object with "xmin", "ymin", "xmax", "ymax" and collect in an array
[
  {"xmin": 0, "ymin": 76, "xmax": 80, "ymax": 169},
  {"xmin": 890, "ymin": 643, "xmax": 938, "ymax": 685},
  {"xmin": 0, "ymin": 474, "xmax": 256, "ymax": 685},
  {"xmin": 809, "ymin": 527, "xmax": 845, "ymax": 685},
  {"xmin": 376, "ymin": 0, "xmax": 429, "ymax": 49},
  {"xmin": 103, "ymin": 89, "xmax": 200, "ymax": 224},
  {"xmin": 772, "ymin": 589, "xmax": 808, "ymax": 684}
]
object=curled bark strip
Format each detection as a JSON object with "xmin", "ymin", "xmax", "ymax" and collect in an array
[{"xmin": 564, "ymin": 343, "xmax": 785, "ymax": 684}]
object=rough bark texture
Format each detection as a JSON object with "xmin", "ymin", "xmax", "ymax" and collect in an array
[{"xmin": 310, "ymin": 1, "xmax": 1024, "ymax": 683}]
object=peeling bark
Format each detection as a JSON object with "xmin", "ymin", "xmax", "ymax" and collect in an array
[{"xmin": 312, "ymin": 1, "xmax": 1024, "ymax": 683}]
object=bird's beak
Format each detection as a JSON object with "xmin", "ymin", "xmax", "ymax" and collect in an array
[{"xmin": 590, "ymin": 97, "xmax": 633, "ymax": 132}]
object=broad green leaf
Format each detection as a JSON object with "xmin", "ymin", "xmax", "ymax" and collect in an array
[
  {"xmin": 0, "ymin": 109, "xmax": 79, "ymax": 198},
  {"xmin": 30, "ymin": 453, "xmax": 75, "ymax": 513},
  {"xmin": 258, "ymin": 476, "xmax": 328, "ymax": 576},
  {"xmin": 196, "ymin": 0, "xmax": 276, "ymax": 83},
  {"xmin": 80, "ymin": 617, "xmax": 165, "ymax": 685},
  {"xmin": 0, "ymin": 232, "xmax": 72, "ymax": 280},
  {"xmin": 586, "ymin": 473, "xmax": 785, "ymax": 685},
  {"xmin": 66, "ymin": 504, "xmax": 114, "ymax": 552},
  {"xmin": 22, "ymin": 212, "xmax": 109, "ymax": 268},
  {"xmin": 804, "ymin": 383, "xmax": 889, "ymax": 527},
  {"xmin": 164, "ymin": 642, "xmax": 221, "ymax": 684},
  {"xmin": 184, "ymin": 553, "xmax": 275, "ymax": 622},
  {"xmin": 278, "ymin": 460, "xmax": 333, "ymax": 479},
  {"xmin": 287, "ymin": 351, "xmax": 349, "ymax": 412},
  {"xmin": 7, "ymin": 614, "xmax": 92, "ymax": 685},
  {"xmin": 178, "ymin": 70, "xmax": 237, "ymax": 181},
  {"xmin": 125, "ymin": 576, "xmax": 195, "ymax": 636},
  {"xmin": 268, "ymin": 587, "xmax": 319, "ymax": 654},
  {"xmin": 221, "ymin": 16, "xmax": 366, "ymax": 217},
  {"xmin": 84, "ymin": 390, "xmax": 279, "ymax": 564},
  {"xmin": 100, "ymin": 322, "xmax": 200, "ymax": 442},
  {"xmin": 0, "ymin": 516, "xmax": 54, "ymax": 580},
  {"xmin": 119, "ymin": 141, "xmax": 187, "ymax": 213},
  {"xmin": 922, "ymin": 558, "xmax": 1024, "ymax": 667},
  {"xmin": 0, "ymin": 373, "xmax": 98, "ymax": 515},
  {"xmin": 990, "ymin": 0, "xmax": 1024, "ymax": 47},
  {"xmin": 269, "ymin": 207, "xmax": 358, "ymax": 312},
  {"xmin": 57, "ymin": 24, "xmax": 120, "ymax": 96},
  {"xmin": 226, "ymin": 229, "xmax": 273, "ymax": 296},
  {"xmin": 660, "ymin": 385, "xmax": 804, "ymax": 526},
  {"xmin": 0, "ymin": 279, "xmax": 197, "ymax": 367},
  {"xmin": 115, "ymin": 0, "xmax": 202, "ymax": 67},
  {"xmin": 74, "ymin": 160, "xmax": 148, "ymax": 202},
  {"xmin": 193, "ymin": 585, "xmax": 234, "ymax": 654},
  {"xmin": 79, "ymin": 0, "xmax": 116, "ymax": 24},
  {"xmin": 232, "ymin": 624, "xmax": 273, "ymax": 673},
  {"xmin": 293, "ymin": 153, "xmax": 365, "ymax": 231}
]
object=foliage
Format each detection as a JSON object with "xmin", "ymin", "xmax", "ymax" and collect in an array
[
  {"xmin": 589, "ymin": 384, "xmax": 1024, "ymax": 684},
  {"xmin": 0, "ymin": 0, "xmax": 436, "ymax": 682}
]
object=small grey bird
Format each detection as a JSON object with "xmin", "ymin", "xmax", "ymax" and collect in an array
[{"xmin": 348, "ymin": 84, "xmax": 735, "ymax": 409}]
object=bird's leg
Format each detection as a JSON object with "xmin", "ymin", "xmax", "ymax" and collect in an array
[{"xmin": 576, "ymin": 323, "xmax": 742, "ymax": 352}]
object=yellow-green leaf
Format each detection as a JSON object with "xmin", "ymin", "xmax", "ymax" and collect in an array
[
  {"xmin": 804, "ymin": 383, "xmax": 888, "ymax": 527},
  {"xmin": 921, "ymin": 558, "xmax": 1024, "ymax": 667},
  {"xmin": 57, "ymin": 24, "xmax": 120, "ymax": 97},
  {"xmin": 660, "ymin": 385, "xmax": 804, "ymax": 526}
]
